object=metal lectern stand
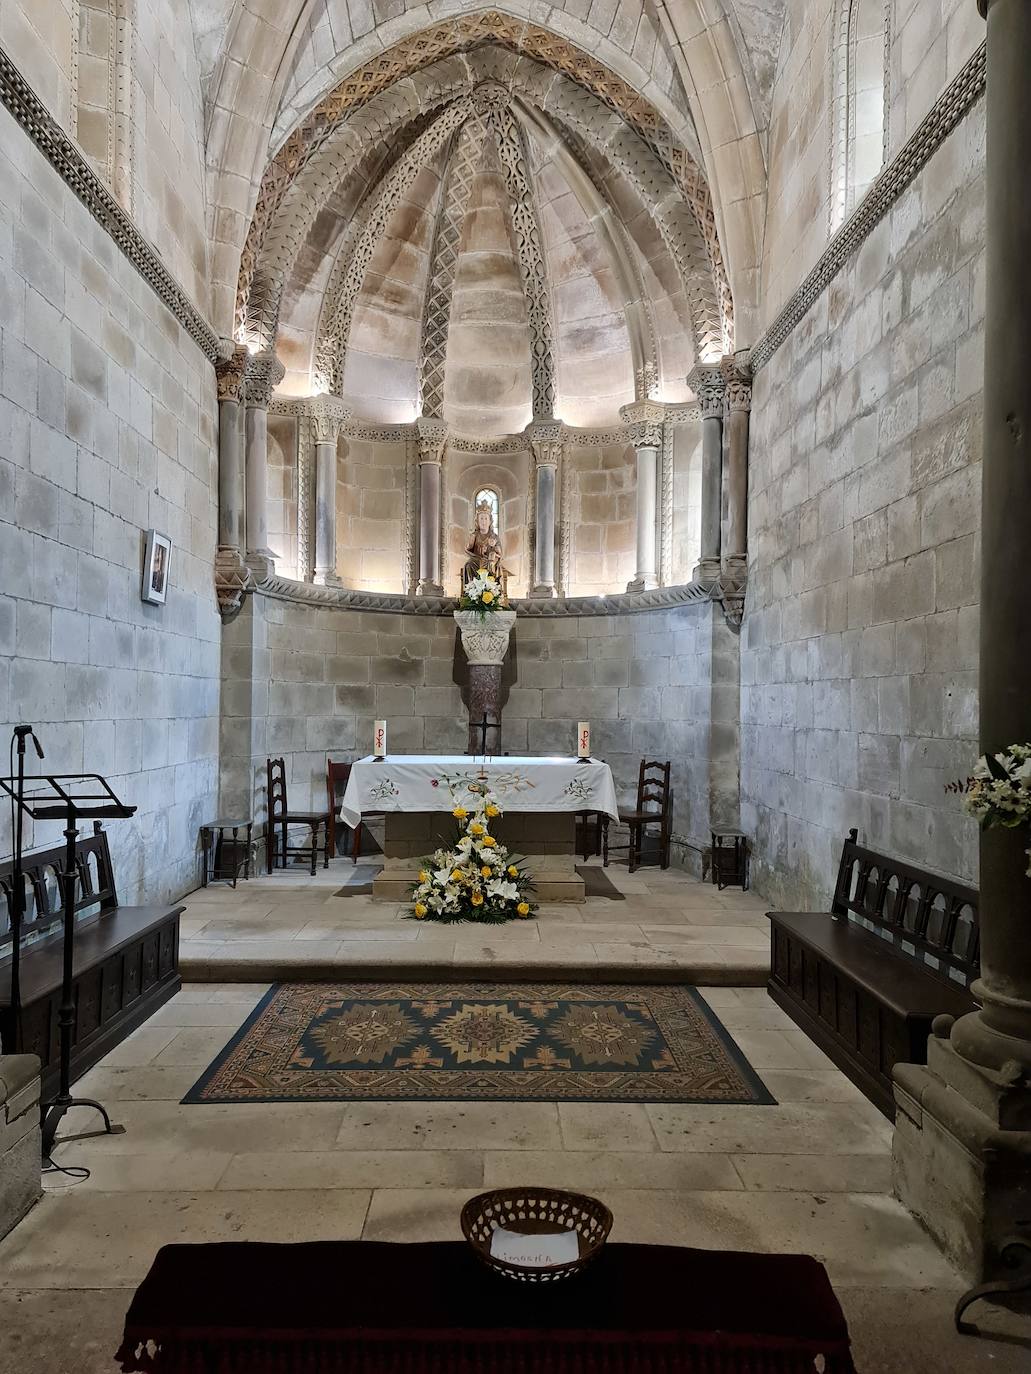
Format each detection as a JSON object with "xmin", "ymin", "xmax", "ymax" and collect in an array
[{"xmin": 0, "ymin": 772, "xmax": 135, "ymax": 1163}]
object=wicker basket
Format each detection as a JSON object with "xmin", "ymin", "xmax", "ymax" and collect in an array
[{"xmin": 461, "ymin": 1187, "xmax": 613, "ymax": 1284}]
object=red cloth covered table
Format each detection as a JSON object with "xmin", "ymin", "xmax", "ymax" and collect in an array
[{"xmin": 116, "ymin": 1239, "xmax": 856, "ymax": 1373}]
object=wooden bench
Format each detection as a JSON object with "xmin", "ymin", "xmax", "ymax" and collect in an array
[
  {"xmin": 0, "ymin": 824, "xmax": 182, "ymax": 1096},
  {"xmin": 767, "ymin": 829, "xmax": 979, "ymax": 1119}
]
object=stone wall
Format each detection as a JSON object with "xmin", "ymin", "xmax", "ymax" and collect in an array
[
  {"xmin": 0, "ymin": 98, "xmax": 220, "ymax": 902},
  {"xmin": 221, "ymin": 594, "xmax": 740, "ymax": 872},
  {"xmin": 743, "ymin": 98, "xmax": 984, "ymax": 909}
]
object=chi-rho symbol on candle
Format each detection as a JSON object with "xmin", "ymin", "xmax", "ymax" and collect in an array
[{"xmin": 577, "ymin": 722, "xmax": 591, "ymax": 758}]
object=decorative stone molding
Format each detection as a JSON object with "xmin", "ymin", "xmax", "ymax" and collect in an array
[
  {"xmin": 215, "ymin": 346, "xmax": 248, "ymax": 403},
  {"xmin": 234, "ymin": 11, "xmax": 732, "ymax": 354},
  {"xmin": 687, "ymin": 364, "xmax": 726, "ymax": 419},
  {"xmin": 416, "ymin": 417, "xmax": 448, "ymax": 464},
  {"xmin": 721, "ymin": 356, "xmax": 752, "ymax": 414},
  {"xmin": 453, "ymin": 609, "xmax": 517, "ymax": 665},
  {"xmin": 525, "ymin": 420, "xmax": 564, "ymax": 467},
  {"xmin": 0, "ymin": 43, "xmax": 220, "ymax": 364},
  {"xmin": 244, "ymin": 351, "xmax": 285, "ymax": 408},
  {"xmin": 751, "ymin": 41, "xmax": 986, "ymax": 375},
  {"xmin": 250, "ymin": 570, "xmax": 721, "ymax": 619},
  {"xmin": 214, "ymin": 547, "xmax": 254, "ymax": 614},
  {"xmin": 619, "ymin": 401, "xmax": 666, "ymax": 450}
]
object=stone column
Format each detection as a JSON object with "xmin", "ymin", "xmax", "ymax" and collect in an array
[
  {"xmin": 312, "ymin": 408, "xmax": 343, "ymax": 587},
  {"xmin": 620, "ymin": 401, "xmax": 664, "ymax": 592},
  {"xmin": 688, "ymin": 363, "xmax": 725, "ymax": 581},
  {"xmin": 416, "ymin": 418, "xmax": 447, "ymax": 595},
  {"xmin": 892, "ymin": 0, "xmax": 1031, "ymax": 1286},
  {"xmin": 526, "ymin": 421, "xmax": 564, "ymax": 598},
  {"xmin": 214, "ymin": 343, "xmax": 250, "ymax": 613},
  {"xmin": 721, "ymin": 353, "xmax": 751, "ymax": 577},
  {"xmin": 243, "ymin": 351, "xmax": 285, "ymax": 576},
  {"xmin": 454, "ymin": 609, "xmax": 517, "ymax": 755}
]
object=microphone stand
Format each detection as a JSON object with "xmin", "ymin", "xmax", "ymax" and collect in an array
[{"xmin": 8, "ymin": 726, "xmax": 44, "ymax": 1052}]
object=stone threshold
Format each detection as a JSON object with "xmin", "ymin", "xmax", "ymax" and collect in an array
[{"xmin": 180, "ymin": 954, "xmax": 768, "ymax": 986}]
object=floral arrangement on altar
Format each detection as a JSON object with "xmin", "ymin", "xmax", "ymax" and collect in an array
[
  {"xmin": 410, "ymin": 788, "xmax": 536, "ymax": 923},
  {"xmin": 946, "ymin": 742, "xmax": 1031, "ymax": 875},
  {"xmin": 458, "ymin": 568, "xmax": 508, "ymax": 620}
]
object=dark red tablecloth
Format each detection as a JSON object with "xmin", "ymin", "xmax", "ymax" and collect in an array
[{"xmin": 117, "ymin": 1240, "xmax": 855, "ymax": 1373}]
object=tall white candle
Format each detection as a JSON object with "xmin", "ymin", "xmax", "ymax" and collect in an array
[
  {"xmin": 577, "ymin": 722, "xmax": 591, "ymax": 758},
  {"xmin": 373, "ymin": 720, "xmax": 387, "ymax": 757}
]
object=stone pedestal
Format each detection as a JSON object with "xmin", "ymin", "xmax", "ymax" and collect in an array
[
  {"xmin": 454, "ymin": 609, "xmax": 516, "ymax": 754},
  {"xmin": 0, "ymin": 1055, "xmax": 42, "ymax": 1240},
  {"xmin": 371, "ymin": 812, "xmax": 586, "ymax": 903}
]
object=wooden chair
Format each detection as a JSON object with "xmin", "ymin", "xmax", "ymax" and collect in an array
[
  {"xmin": 326, "ymin": 760, "xmax": 362, "ymax": 864},
  {"xmin": 575, "ymin": 811, "xmax": 606, "ymax": 862},
  {"xmin": 603, "ymin": 760, "xmax": 672, "ymax": 873},
  {"xmin": 265, "ymin": 758, "xmax": 330, "ymax": 875}
]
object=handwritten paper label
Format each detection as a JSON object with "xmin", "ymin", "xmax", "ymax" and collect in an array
[
  {"xmin": 373, "ymin": 720, "xmax": 387, "ymax": 756},
  {"xmin": 489, "ymin": 1226, "xmax": 580, "ymax": 1268},
  {"xmin": 577, "ymin": 722, "xmax": 591, "ymax": 758}
]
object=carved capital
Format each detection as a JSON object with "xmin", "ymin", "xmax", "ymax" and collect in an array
[
  {"xmin": 619, "ymin": 400, "xmax": 665, "ymax": 450},
  {"xmin": 721, "ymin": 354, "xmax": 752, "ymax": 413},
  {"xmin": 214, "ymin": 547, "xmax": 254, "ymax": 614},
  {"xmin": 215, "ymin": 345, "xmax": 249, "ymax": 404},
  {"xmin": 244, "ymin": 351, "xmax": 286, "ymax": 408},
  {"xmin": 453, "ymin": 609, "xmax": 517, "ymax": 665},
  {"xmin": 311, "ymin": 400, "xmax": 350, "ymax": 446},
  {"xmin": 524, "ymin": 420, "xmax": 564, "ymax": 467},
  {"xmin": 687, "ymin": 363, "xmax": 726, "ymax": 420},
  {"xmin": 416, "ymin": 416, "xmax": 448, "ymax": 464}
]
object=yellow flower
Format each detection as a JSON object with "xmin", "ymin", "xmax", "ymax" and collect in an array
[
  {"xmin": 414, "ymin": 903, "xmax": 427, "ymax": 918},
  {"xmin": 481, "ymin": 865, "xmax": 492, "ymax": 878},
  {"xmin": 485, "ymin": 803, "xmax": 500, "ymax": 818},
  {"xmin": 452, "ymin": 806, "xmax": 468, "ymax": 820},
  {"xmin": 469, "ymin": 822, "xmax": 485, "ymax": 836},
  {"xmin": 517, "ymin": 902, "xmax": 531, "ymax": 917},
  {"xmin": 418, "ymin": 870, "xmax": 429, "ymax": 883},
  {"xmin": 450, "ymin": 870, "xmax": 462, "ymax": 883},
  {"xmin": 471, "ymin": 892, "xmax": 484, "ymax": 907},
  {"xmin": 482, "ymin": 591, "xmax": 494, "ymax": 604},
  {"xmin": 481, "ymin": 835, "xmax": 497, "ymax": 848},
  {"xmin": 507, "ymin": 865, "xmax": 518, "ymax": 877}
]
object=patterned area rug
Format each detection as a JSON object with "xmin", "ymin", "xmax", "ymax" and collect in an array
[{"xmin": 182, "ymin": 983, "xmax": 774, "ymax": 1105}]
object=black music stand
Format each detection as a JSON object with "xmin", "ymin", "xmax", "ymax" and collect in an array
[{"xmin": 0, "ymin": 772, "xmax": 135, "ymax": 1163}]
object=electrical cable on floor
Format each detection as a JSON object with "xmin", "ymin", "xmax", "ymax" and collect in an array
[{"xmin": 41, "ymin": 1157, "xmax": 91, "ymax": 1183}]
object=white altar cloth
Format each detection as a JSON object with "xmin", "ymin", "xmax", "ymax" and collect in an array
[{"xmin": 339, "ymin": 755, "xmax": 619, "ymax": 830}]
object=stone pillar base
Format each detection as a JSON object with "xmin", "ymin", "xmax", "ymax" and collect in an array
[
  {"xmin": 692, "ymin": 558, "xmax": 721, "ymax": 583},
  {"xmin": 893, "ymin": 1031, "xmax": 1031, "ymax": 1283},
  {"xmin": 245, "ymin": 550, "xmax": 276, "ymax": 580},
  {"xmin": 528, "ymin": 584, "xmax": 556, "ymax": 599},
  {"xmin": 721, "ymin": 555, "xmax": 747, "ymax": 579},
  {"xmin": 626, "ymin": 574, "xmax": 659, "ymax": 593},
  {"xmin": 312, "ymin": 569, "xmax": 343, "ymax": 587},
  {"xmin": 417, "ymin": 579, "xmax": 444, "ymax": 595}
]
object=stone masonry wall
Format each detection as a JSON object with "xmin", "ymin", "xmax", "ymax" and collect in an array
[
  {"xmin": 0, "ymin": 99, "xmax": 220, "ymax": 903},
  {"xmin": 743, "ymin": 99, "xmax": 984, "ymax": 909},
  {"xmin": 221, "ymin": 594, "xmax": 740, "ymax": 873}
]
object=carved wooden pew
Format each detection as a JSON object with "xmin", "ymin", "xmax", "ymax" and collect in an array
[
  {"xmin": 767, "ymin": 829, "xmax": 979, "ymax": 1119},
  {"xmin": 0, "ymin": 824, "xmax": 182, "ymax": 1095}
]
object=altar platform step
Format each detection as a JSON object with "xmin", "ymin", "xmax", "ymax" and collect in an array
[{"xmin": 176, "ymin": 860, "xmax": 770, "ymax": 987}]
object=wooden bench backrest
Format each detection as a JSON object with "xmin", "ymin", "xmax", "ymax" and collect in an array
[
  {"xmin": 0, "ymin": 823, "xmax": 118, "ymax": 958},
  {"xmin": 831, "ymin": 828, "xmax": 980, "ymax": 987}
]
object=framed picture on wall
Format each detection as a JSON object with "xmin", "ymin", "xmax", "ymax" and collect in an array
[{"xmin": 141, "ymin": 529, "xmax": 172, "ymax": 605}]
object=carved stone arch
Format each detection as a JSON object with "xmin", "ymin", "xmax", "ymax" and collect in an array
[
  {"xmin": 321, "ymin": 97, "xmax": 478, "ymax": 393},
  {"xmin": 233, "ymin": 11, "xmax": 733, "ymax": 350}
]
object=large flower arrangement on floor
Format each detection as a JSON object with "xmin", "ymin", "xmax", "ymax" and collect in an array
[
  {"xmin": 410, "ymin": 790, "xmax": 537, "ymax": 923},
  {"xmin": 458, "ymin": 569, "xmax": 508, "ymax": 619},
  {"xmin": 947, "ymin": 743, "xmax": 1031, "ymax": 875}
]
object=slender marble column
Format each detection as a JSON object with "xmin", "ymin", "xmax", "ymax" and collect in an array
[
  {"xmin": 892, "ymin": 0, "xmax": 1031, "ymax": 1286},
  {"xmin": 213, "ymin": 344, "xmax": 249, "ymax": 613},
  {"xmin": 721, "ymin": 354, "xmax": 751, "ymax": 576},
  {"xmin": 526, "ymin": 421, "xmax": 563, "ymax": 598},
  {"xmin": 243, "ymin": 351, "xmax": 285, "ymax": 571},
  {"xmin": 620, "ymin": 401, "xmax": 664, "ymax": 592},
  {"xmin": 416, "ymin": 418, "xmax": 447, "ymax": 594},
  {"xmin": 688, "ymin": 363, "xmax": 725, "ymax": 581},
  {"xmin": 312, "ymin": 411, "xmax": 342, "ymax": 586}
]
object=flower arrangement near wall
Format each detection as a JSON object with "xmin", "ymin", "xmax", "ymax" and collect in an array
[
  {"xmin": 458, "ymin": 569, "xmax": 507, "ymax": 619},
  {"xmin": 410, "ymin": 789, "xmax": 537, "ymax": 923},
  {"xmin": 947, "ymin": 743, "xmax": 1031, "ymax": 875}
]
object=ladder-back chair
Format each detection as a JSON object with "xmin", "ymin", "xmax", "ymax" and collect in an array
[
  {"xmin": 265, "ymin": 758, "xmax": 330, "ymax": 875},
  {"xmin": 326, "ymin": 760, "xmax": 361, "ymax": 864},
  {"xmin": 603, "ymin": 760, "xmax": 672, "ymax": 873}
]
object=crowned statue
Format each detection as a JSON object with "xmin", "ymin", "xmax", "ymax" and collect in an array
[{"xmin": 462, "ymin": 500, "xmax": 511, "ymax": 597}]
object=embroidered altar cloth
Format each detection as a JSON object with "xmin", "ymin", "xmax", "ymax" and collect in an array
[{"xmin": 340, "ymin": 755, "xmax": 619, "ymax": 829}]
